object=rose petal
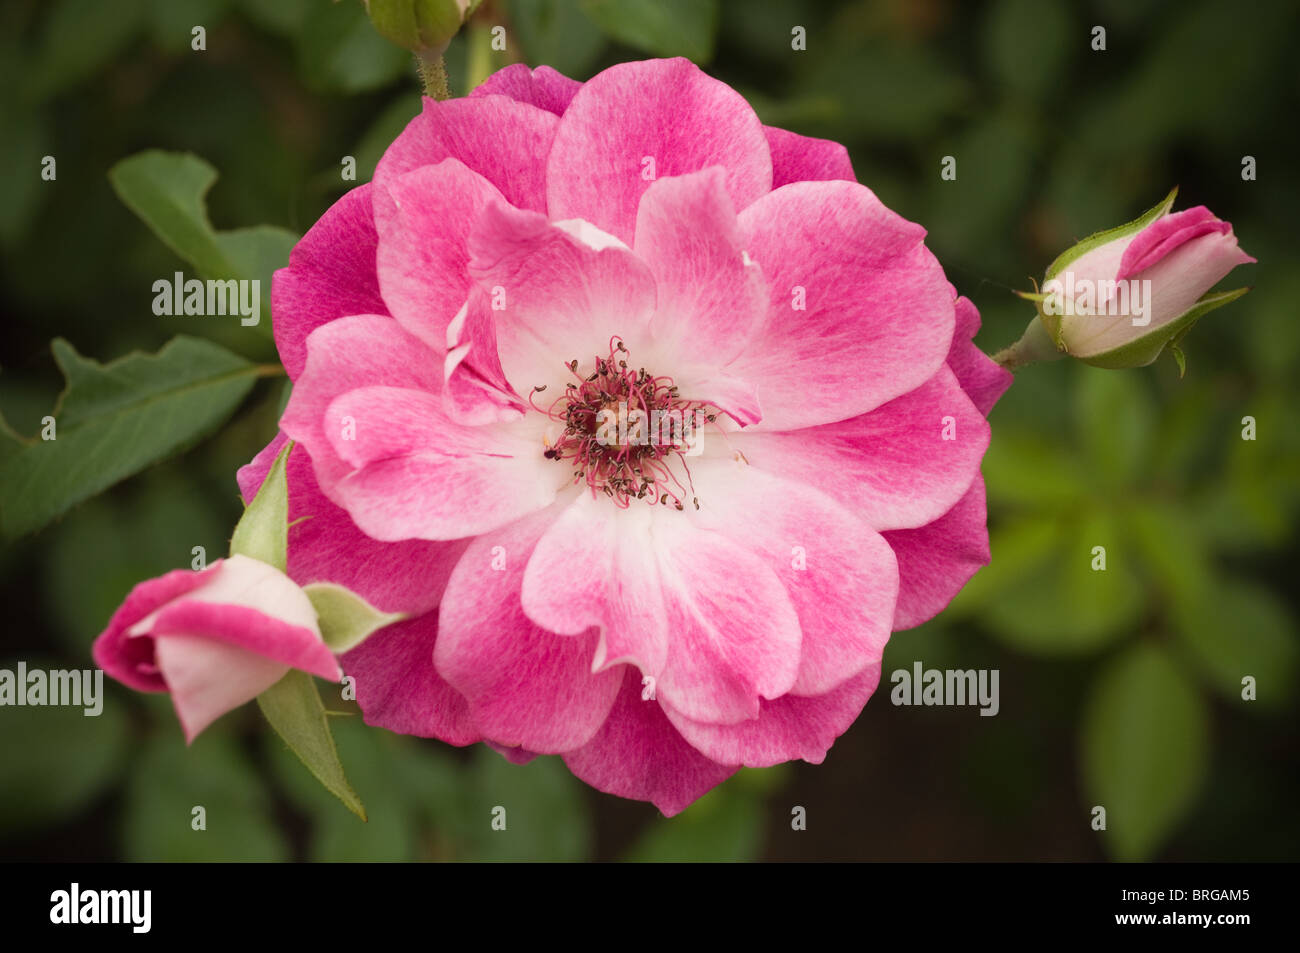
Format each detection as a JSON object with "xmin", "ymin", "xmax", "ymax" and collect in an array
[
  {"xmin": 521, "ymin": 493, "xmax": 802, "ymax": 724},
  {"xmin": 764, "ymin": 125, "xmax": 855, "ymax": 188},
  {"xmin": 883, "ymin": 476, "xmax": 991, "ymax": 630},
  {"xmin": 435, "ymin": 506, "xmax": 623, "ymax": 753},
  {"xmin": 563, "ymin": 668, "xmax": 737, "ymax": 817},
  {"xmin": 547, "ymin": 58, "xmax": 772, "ymax": 243},
  {"xmin": 470, "ymin": 63, "xmax": 581, "ymax": 116},
  {"xmin": 725, "ymin": 366, "xmax": 988, "ymax": 531},
  {"xmin": 341, "ymin": 612, "xmax": 481, "ymax": 745},
  {"xmin": 732, "ymin": 180, "xmax": 955, "ymax": 429},
  {"xmin": 272, "ymin": 184, "xmax": 387, "ymax": 380}
]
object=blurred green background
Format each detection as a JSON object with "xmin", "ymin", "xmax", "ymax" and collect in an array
[{"xmin": 2, "ymin": 0, "xmax": 1297, "ymax": 861}]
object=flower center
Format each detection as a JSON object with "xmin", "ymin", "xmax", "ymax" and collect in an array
[{"xmin": 530, "ymin": 337, "xmax": 717, "ymax": 510}]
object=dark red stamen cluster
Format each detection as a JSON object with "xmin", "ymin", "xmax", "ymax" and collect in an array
[{"xmin": 530, "ymin": 337, "xmax": 719, "ymax": 510}]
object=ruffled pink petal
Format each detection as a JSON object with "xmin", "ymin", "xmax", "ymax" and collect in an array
[
  {"xmin": 443, "ymin": 289, "xmax": 527, "ymax": 426},
  {"xmin": 563, "ymin": 668, "xmax": 737, "ymax": 817},
  {"xmin": 725, "ymin": 366, "xmax": 988, "ymax": 531},
  {"xmin": 237, "ymin": 435, "xmax": 468, "ymax": 615},
  {"xmin": 731, "ymin": 180, "xmax": 955, "ymax": 429},
  {"xmin": 686, "ymin": 461, "xmax": 897, "ymax": 695},
  {"xmin": 271, "ymin": 184, "xmax": 387, "ymax": 380},
  {"xmin": 340, "ymin": 612, "xmax": 481, "ymax": 746},
  {"xmin": 470, "ymin": 63, "xmax": 581, "ymax": 116},
  {"xmin": 375, "ymin": 158, "xmax": 507, "ymax": 351},
  {"xmin": 546, "ymin": 58, "xmax": 772, "ymax": 244},
  {"xmin": 633, "ymin": 167, "xmax": 767, "ymax": 365},
  {"xmin": 93, "ymin": 565, "xmax": 220, "ymax": 693},
  {"xmin": 466, "ymin": 200, "xmax": 658, "ymax": 395},
  {"xmin": 434, "ymin": 507, "xmax": 623, "ymax": 753},
  {"xmin": 322, "ymin": 384, "xmax": 559, "ymax": 541},
  {"xmin": 147, "ymin": 602, "xmax": 337, "ymax": 682},
  {"xmin": 947, "ymin": 296, "xmax": 1012, "ymax": 416},
  {"xmin": 883, "ymin": 476, "xmax": 991, "ymax": 630},
  {"xmin": 668, "ymin": 368, "xmax": 763, "ymax": 427},
  {"xmin": 663, "ymin": 664, "xmax": 881, "ymax": 768},
  {"xmin": 521, "ymin": 493, "xmax": 802, "ymax": 724},
  {"xmin": 281, "ymin": 314, "xmax": 441, "ymax": 495},
  {"xmin": 764, "ymin": 125, "xmax": 856, "ymax": 188},
  {"xmin": 1117, "ymin": 206, "xmax": 1228, "ymax": 281},
  {"xmin": 154, "ymin": 635, "xmax": 290, "ymax": 743},
  {"xmin": 372, "ymin": 94, "xmax": 558, "ymax": 217}
]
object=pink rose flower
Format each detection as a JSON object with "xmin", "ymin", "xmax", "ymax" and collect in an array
[
  {"xmin": 242, "ymin": 58, "xmax": 1011, "ymax": 814},
  {"xmin": 94, "ymin": 554, "xmax": 340, "ymax": 742},
  {"xmin": 1043, "ymin": 201, "xmax": 1254, "ymax": 366}
]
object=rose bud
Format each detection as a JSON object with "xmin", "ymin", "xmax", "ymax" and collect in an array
[
  {"xmin": 1001, "ymin": 190, "xmax": 1255, "ymax": 372},
  {"xmin": 93, "ymin": 554, "xmax": 339, "ymax": 742},
  {"xmin": 364, "ymin": 0, "xmax": 477, "ymax": 57}
]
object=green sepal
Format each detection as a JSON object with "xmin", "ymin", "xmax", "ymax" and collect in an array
[
  {"xmin": 257, "ymin": 670, "xmax": 366, "ymax": 821},
  {"xmin": 1078, "ymin": 287, "xmax": 1250, "ymax": 370},
  {"xmin": 229, "ymin": 440, "xmax": 291, "ymax": 572},
  {"xmin": 304, "ymin": 582, "xmax": 406, "ymax": 654}
]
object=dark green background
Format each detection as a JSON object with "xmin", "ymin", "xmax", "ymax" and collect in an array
[{"xmin": 1, "ymin": 0, "xmax": 1296, "ymax": 861}]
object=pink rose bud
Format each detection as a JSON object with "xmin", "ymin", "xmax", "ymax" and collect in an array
[
  {"xmin": 93, "ymin": 554, "xmax": 339, "ymax": 742},
  {"xmin": 1034, "ymin": 190, "xmax": 1255, "ymax": 370}
]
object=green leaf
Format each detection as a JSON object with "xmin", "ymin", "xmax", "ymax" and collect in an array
[
  {"xmin": 980, "ymin": 509, "xmax": 1144, "ymax": 655},
  {"xmin": 946, "ymin": 515, "xmax": 1066, "ymax": 618},
  {"xmin": 981, "ymin": 432, "xmax": 1088, "ymax": 509},
  {"xmin": 229, "ymin": 439, "xmax": 291, "ymax": 572},
  {"xmin": 108, "ymin": 150, "xmax": 297, "ymax": 334},
  {"xmin": 1128, "ymin": 501, "xmax": 1212, "ymax": 604},
  {"xmin": 579, "ymin": 0, "xmax": 719, "ymax": 62},
  {"xmin": 257, "ymin": 669, "xmax": 365, "ymax": 820},
  {"xmin": 0, "ymin": 658, "xmax": 130, "ymax": 838},
  {"xmin": 1074, "ymin": 366, "xmax": 1155, "ymax": 486},
  {"xmin": 304, "ymin": 582, "xmax": 406, "ymax": 653},
  {"xmin": 1173, "ymin": 577, "xmax": 1297, "ymax": 709},
  {"xmin": 1081, "ymin": 643, "xmax": 1208, "ymax": 861},
  {"xmin": 0, "ymin": 336, "xmax": 261, "ymax": 539},
  {"xmin": 122, "ymin": 729, "xmax": 289, "ymax": 862}
]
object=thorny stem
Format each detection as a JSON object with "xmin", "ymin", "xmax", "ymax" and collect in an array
[{"xmin": 418, "ymin": 55, "xmax": 450, "ymax": 101}]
